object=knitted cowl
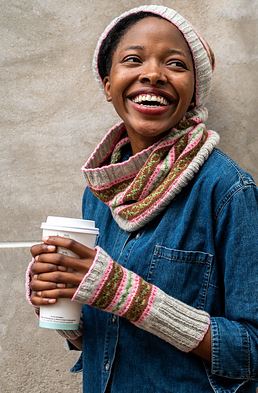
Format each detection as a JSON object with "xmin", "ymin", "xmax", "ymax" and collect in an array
[{"xmin": 82, "ymin": 5, "xmax": 220, "ymax": 232}]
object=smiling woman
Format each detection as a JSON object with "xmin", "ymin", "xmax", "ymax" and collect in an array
[
  {"xmin": 26, "ymin": 5, "xmax": 258, "ymax": 393},
  {"xmin": 103, "ymin": 17, "xmax": 195, "ymax": 153}
]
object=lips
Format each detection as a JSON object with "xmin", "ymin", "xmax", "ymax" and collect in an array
[
  {"xmin": 127, "ymin": 88, "xmax": 177, "ymax": 115},
  {"xmin": 131, "ymin": 94, "xmax": 169, "ymax": 106},
  {"xmin": 127, "ymin": 88, "xmax": 176, "ymax": 107}
]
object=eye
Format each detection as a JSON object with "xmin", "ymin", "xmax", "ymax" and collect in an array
[
  {"xmin": 122, "ymin": 55, "xmax": 141, "ymax": 63},
  {"xmin": 167, "ymin": 59, "xmax": 188, "ymax": 70}
]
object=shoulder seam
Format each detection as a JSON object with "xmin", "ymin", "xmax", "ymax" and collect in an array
[
  {"xmin": 214, "ymin": 149, "xmax": 255, "ymax": 187},
  {"xmin": 215, "ymin": 182, "xmax": 257, "ymax": 220}
]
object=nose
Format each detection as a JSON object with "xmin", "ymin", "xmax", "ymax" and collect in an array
[{"xmin": 139, "ymin": 61, "xmax": 167, "ymax": 86}]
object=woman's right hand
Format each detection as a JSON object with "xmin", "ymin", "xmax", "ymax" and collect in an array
[{"xmin": 29, "ymin": 242, "xmax": 63, "ymax": 306}]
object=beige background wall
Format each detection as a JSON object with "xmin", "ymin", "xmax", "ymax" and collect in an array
[{"xmin": 0, "ymin": 0, "xmax": 257, "ymax": 391}]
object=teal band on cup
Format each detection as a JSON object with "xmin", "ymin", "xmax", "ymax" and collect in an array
[{"xmin": 39, "ymin": 320, "xmax": 80, "ymax": 330}]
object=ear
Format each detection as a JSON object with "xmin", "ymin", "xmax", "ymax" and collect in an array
[{"xmin": 103, "ymin": 76, "xmax": 112, "ymax": 102}]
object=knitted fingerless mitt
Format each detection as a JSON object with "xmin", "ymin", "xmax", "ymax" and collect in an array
[{"xmin": 73, "ymin": 247, "xmax": 210, "ymax": 352}]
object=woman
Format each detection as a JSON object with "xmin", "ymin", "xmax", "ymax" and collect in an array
[{"xmin": 27, "ymin": 5, "xmax": 258, "ymax": 392}]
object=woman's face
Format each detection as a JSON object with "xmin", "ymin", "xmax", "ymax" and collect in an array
[{"xmin": 104, "ymin": 17, "xmax": 195, "ymax": 154}]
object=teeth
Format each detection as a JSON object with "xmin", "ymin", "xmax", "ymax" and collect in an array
[{"xmin": 132, "ymin": 94, "xmax": 169, "ymax": 106}]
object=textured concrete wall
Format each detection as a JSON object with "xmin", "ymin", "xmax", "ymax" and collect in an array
[{"xmin": 0, "ymin": 0, "xmax": 257, "ymax": 391}]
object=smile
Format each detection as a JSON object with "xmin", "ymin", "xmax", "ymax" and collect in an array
[
  {"xmin": 131, "ymin": 94, "xmax": 170, "ymax": 107},
  {"xmin": 129, "ymin": 98, "xmax": 172, "ymax": 115}
]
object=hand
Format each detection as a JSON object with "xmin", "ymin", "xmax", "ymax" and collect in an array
[{"xmin": 30, "ymin": 236, "xmax": 96, "ymax": 306}]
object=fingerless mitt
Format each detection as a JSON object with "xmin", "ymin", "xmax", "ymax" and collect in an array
[{"xmin": 72, "ymin": 247, "xmax": 210, "ymax": 352}]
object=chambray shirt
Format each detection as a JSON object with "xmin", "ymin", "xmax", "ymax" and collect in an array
[{"xmin": 71, "ymin": 149, "xmax": 258, "ymax": 393}]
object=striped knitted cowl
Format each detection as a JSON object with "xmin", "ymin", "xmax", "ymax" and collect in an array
[{"xmin": 82, "ymin": 107, "xmax": 219, "ymax": 232}]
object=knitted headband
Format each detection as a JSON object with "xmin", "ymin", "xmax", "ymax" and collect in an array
[{"xmin": 93, "ymin": 5, "xmax": 215, "ymax": 107}]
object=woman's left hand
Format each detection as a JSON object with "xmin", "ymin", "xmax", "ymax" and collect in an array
[{"xmin": 31, "ymin": 236, "xmax": 96, "ymax": 301}]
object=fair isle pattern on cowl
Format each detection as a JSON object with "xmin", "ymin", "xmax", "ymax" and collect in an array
[
  {"xmin": 82, "ymin": 107, "xmax": 219, "ymax": 232},
  {"xmin": 73, "ymin": 247, "xmax": 210, "ymax": 352}
]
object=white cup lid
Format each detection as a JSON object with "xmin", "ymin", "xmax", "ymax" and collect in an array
[{"xmin": 41, "ymin": 216, "xmax": 99, "ymax": 233}]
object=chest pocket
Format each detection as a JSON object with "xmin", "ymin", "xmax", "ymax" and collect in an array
[{"xmin": 146, "ymin": 246, "xmax": 213, "ymax": 310}]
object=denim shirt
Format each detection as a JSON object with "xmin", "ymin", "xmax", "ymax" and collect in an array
[{"xmin": 71, "ymin": 149, "xmax": 258, "ymax": 393}]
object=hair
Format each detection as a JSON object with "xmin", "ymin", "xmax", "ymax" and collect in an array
[{"xmin": 98, "ymin": 12, "xmax": 163, "ymax": 80}]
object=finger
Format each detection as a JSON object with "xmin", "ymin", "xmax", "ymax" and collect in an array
[
  {"xmin": 31, "ymin": 294, "xmax": 57, "ymax": 306},
  {"xmin": 30, "ymin": 243, "xmax": 57, "ymax": 258},
  {"xmin": 42, "ymin": 236, "xmax": 96, "ymax": 259},
  {"xmin": 36, "ymin": 252, "xmax": 90, "ymax": 273},
  {"xmin": 31, "ymin": 279, "xmax": 66, "ymax": 292},
  {"xmin": 31, "ymin": 261, "xmax": 58, "ymax": 274},
  {"xmin": 37, "ymin": 271, "xmax": 83, "ymax": 286},
  {"xmin": 37, "ymin": 287, "xmax": 77, "ymax": 299},
  {"xmin": 57, "ymin": 265, "xmax": 67, "ymax": 271}
]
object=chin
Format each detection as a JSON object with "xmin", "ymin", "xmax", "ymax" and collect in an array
[{"xmin": 137, "ymin": 125, "xmax": 171, "ymax": 138}]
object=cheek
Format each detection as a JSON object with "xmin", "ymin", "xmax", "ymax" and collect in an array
[
  {"xmin": 187, "ymin": 77, "xmax": 195, "ymax": 102},
  {"xmin": 182, "ymin": 81, "xmax": 194, "ymax": 102},
  {"xmin": 110, "ymin": 65, "xmax": 138, "ymax": 92},
  {"xmin": 109, "ymin": 78, "xmax": 126, "ymax": 101},
  {"xmin": 174, "ymin": 74, "xmax": 195, "ymax": 103}
]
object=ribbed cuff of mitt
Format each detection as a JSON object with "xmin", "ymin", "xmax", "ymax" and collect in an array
[
  {"xmin": 72, "ymin": 247, "xmax": 210, "ymax": 352},
  {"xmin": 25, "ymin": 257, "xmax": 82, "ymax": 340},
  {"xmin": 56, "ymin": 316, "xmax": 83, "ymax": 340},
  {"xmin": 25, "ymin": 257, "xmax": 40, "ymax": 318},
  {"xmin": 56, "ymin": 329, "xmax": 82, "ymax": 340}
]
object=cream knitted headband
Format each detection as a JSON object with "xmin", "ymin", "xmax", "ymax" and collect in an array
[{"xmin": 92, "ymin": 5, "xmax": 215, "ymax": 107}]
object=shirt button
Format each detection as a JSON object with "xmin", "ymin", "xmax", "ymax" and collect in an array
[
  {"xmin": 112, "ymin": 315, "xmax": 117, "ymax": 323},
  {"xmin": 135, "ymin": 232, "xmax": 141, "ymax": 239},
  {"xmin": 105, "ymin": 362, "xmax": 110, "ymax": 371}
]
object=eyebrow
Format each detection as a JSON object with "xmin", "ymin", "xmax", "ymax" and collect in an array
[
  {"xmin": 124, "ymin": 45, "xmax": 145, "ymax": 51},
  {"xmin": 123, "ymin": 46, "xmax": 187, "ymax": 57}
]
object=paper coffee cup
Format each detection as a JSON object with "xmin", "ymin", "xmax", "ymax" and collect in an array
[{"xmin": 39, "ymin": 216, "xmax": 99, "ymax": 330}]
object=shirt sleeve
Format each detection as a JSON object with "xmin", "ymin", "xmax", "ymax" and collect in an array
[{"xmin": 210, "ymin": 182, "xmax": 258, "ymax": 380}]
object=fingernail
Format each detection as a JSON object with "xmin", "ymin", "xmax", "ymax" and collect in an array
[
  {"xmin": 37, "ymin": 291, "xmax": 42, "ymax": 296},
  {"xmin": 57, "ymin": 266, "xmax": 66, "ymax": 272},
  {"xmin": 47, "ymin": 245, "xmax": 56, "ymax": 251},
  {"xmin": 42, "ymin": 236, "xmax": 49, "ymax": 242},
  {"xmin": 35, "ymin": 256, "xmax": 39, "ymax": 261},
  {"xmin": 57, "ymin": 283, "xmax": 66, "ymax": 288},
  {"xmin": 47, "ymin": 299, "xmax": 56, "ymax": 304}
]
